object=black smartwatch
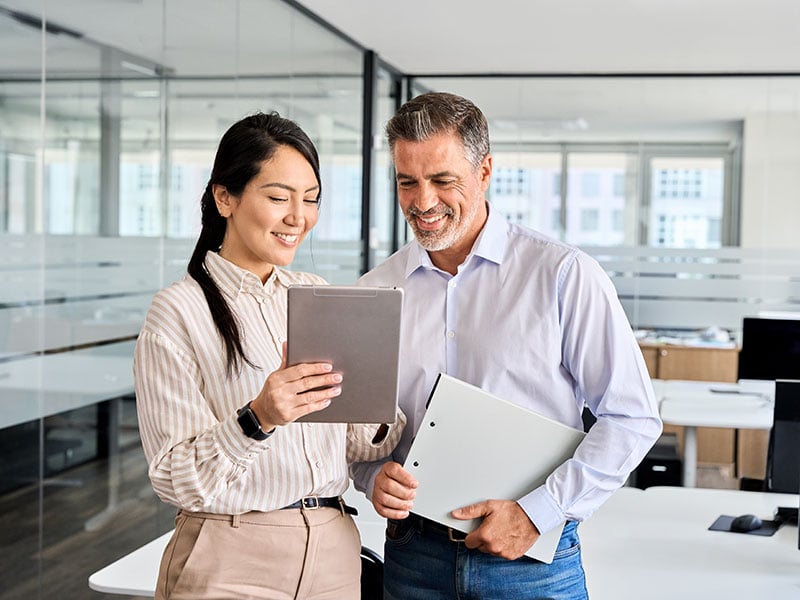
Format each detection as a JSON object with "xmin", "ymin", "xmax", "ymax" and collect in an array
[{"xmin": 237, "ymin": 402, "xmax": 274, "ymax": 441}]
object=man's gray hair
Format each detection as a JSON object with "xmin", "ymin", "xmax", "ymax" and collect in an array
[{"xmin": 386, "ymin": 92, "xmax": 490, "ymax": 169}]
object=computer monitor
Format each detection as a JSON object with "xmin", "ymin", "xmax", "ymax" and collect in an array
[
  {"xmin": 768, "ymin": 380, "xmax": 800, "ymax": 494},
  {"xmin": 737, "ymin": 317, "xmax": 800, "ymax": 381}
]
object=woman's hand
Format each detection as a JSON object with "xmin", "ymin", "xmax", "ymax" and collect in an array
[{"xmin": 250, "ymin": 343, "xmax": 341, "ymax": 431}]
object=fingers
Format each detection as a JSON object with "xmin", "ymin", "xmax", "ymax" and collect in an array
[
  {"xmin": 456, "ymin": 500, "xmax": 540, "ymax": 560},
  {"xmin": 255, "ymin": 362, "xmax": 342, "ymax": 426},
  {"xmin": 372, "ymin": 462, "xmax": 419, "ymax": 519},
  {"xmin": 451, "ymin": 501, "xmax": 488, "ymax": 521}
]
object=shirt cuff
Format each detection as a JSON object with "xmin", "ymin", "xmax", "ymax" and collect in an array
[
  {"xmin": 517, "ymin": 486, "xmax": 566, "ymax": 536},
  {"xmin": 216, "ymin": 414, "xmax": 271, "ymax": 466},
  {"xmin": 350, "ymin": 408, "xmax": 406, "ymax": 448}
]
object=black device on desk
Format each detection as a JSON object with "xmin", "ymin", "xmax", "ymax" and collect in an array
[
  {"xmin": 737, "ymin": 317, "xmax": 800, "ymax": 382},
  {"xmin": 767, "ymin": 380, "xmax": 800, "ymax": 494}
]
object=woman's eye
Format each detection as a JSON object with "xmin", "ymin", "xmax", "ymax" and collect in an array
[
  {"xmin": 304, "ymin": 198, "xmax": 320, "ymax": 205},
  {"xmin": 268, "ymin": 196, "xmax": 288, "ymax": 203}
]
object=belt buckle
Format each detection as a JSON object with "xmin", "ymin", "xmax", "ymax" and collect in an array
[
  {"xmin": 447, "ymin": 527, "xmax": 467, "ymax": 542},
  {"xmin": 301, "ymin": 496, "xmax": 320, "ymax": 510}
]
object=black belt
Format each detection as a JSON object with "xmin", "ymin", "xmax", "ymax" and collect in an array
[
  {"xmin": 281, "ymin": 496, "xmax": 357, "ymax": 516},
  {"xmin": 405, "ymin": 512, "xmax": 467, "ymax": 542}
]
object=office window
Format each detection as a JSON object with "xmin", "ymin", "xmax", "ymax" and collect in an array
[
  {"xmin": 565, "ymin": 152, "xmax": 629, "ymax": 246},
  {"xmin": 612, "ymin": 208, "xmax": 624, "ymax": 231},
  {"xmin": 581, "ymin": 173, "xmax": 601, "ymax": 197},
  {"xmin": 649, "ymin": 157, "xmax": 725, "ymax": 248},
  {"xmin": 4, "ymin": 152, "xmax": 36, "ymax": 233},
  {"xmin": 613, "ymin": 173, "xmax": 625, "ymax": 197},
  {"xmin": 488, "ymin": 152, "xmax": 561, "ymax": 238},
  {"xmin": 580, "ymin": 208, "xmax": 599, "ymax": 231}
]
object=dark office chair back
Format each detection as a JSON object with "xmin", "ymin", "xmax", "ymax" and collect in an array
[
  {"xmin": 766, "ymin": 379, "xmax": 800, "ymax": 494},
  {"xmin": 360, "ymin": 546, "xmax": 384, "ymax": 600}
]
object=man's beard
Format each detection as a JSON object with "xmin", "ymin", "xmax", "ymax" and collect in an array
[{"xmin": 405, "ymin": 201, "xmax": 478, "ymax": 252}]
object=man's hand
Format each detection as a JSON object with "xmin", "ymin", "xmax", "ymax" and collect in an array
[
  {"xmin": 371, "ymin": 461, "xmax": 418, "ymax": 519},
  {"xmin": 451, "ymin": 499, "xmax": 540, "ymax": 560}
]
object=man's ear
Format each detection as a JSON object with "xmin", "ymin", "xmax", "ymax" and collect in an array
[
  {"xmin": 212, "ymin": 184, "xmax": 232, "ymax": 217},
  {"xmin": 479, "ymin": 154, "xmax": 493, "ymax": 193}
]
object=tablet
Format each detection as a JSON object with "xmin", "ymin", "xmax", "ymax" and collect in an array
[{"xmin": 286, "ymin": 285, "xmax": 403, "ymax": 423}]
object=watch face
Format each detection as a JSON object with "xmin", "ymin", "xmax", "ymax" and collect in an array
[{"xmin": 237, "ymin": 404, "xmax": 268, "ymax": 440}]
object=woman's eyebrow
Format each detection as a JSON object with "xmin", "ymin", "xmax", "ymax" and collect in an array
[{"xmin": 260, "ymin": 182, "xmax": 320, "ymax": 193}]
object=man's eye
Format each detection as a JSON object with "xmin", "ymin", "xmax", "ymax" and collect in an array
[
  {"xmin": 398, "ymin": 180, "xmax": 416, "ymax": 188},
  {"xmin": 434, "ymin": 179, "xmax": 453, "ymax": 186}
]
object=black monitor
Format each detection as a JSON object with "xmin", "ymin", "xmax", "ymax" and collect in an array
[
  {"xmin": 737, "ymin": 317, "xmax": 800, "ymax": 381},
  {"xmin": 768, "ymin": 380, "xmax": 800, "ymax": 494}
]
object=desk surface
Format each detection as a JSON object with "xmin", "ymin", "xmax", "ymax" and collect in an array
[
  {"xmin": 654, "ymin": 379, "xmax": 774, "ymax": 430},
  {"xmin": 582, "ymin": 486, "xmax": 800, "ymax": 600},
  {"xmin": 0, "ymin": 340, "xmax": 135, "ymax": 429},
  {"xmin": 90, "ymin": 486, "xmax": 800, "ymax": 599}
]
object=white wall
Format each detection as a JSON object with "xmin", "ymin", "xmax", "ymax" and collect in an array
[{"xmin": 741, "ymin": 113, "xmax": 800, "ymax": 248}]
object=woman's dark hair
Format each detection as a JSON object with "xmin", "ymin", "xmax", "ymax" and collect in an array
[{"xmin": 187, "ymin": 111, "xmax": 321, "ymax": 376}]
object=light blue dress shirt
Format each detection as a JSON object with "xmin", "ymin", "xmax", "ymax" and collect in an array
[{"xmin": 353, "ymin": 205, "xmax": 662, "ymax": 535}]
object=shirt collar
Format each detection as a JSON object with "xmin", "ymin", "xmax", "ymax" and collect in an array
[
  {"xmin": 403, "ymin": 203, "xmax": 508, "ymax": 278},
  {"xmin": 204, "ymin": 251, "xmax": 287, "ymax": 299}
]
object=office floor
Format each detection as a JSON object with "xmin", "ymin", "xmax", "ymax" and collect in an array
[{"xmin": 0, "ymin": 400, "xmax": 173, "ymax": 600}]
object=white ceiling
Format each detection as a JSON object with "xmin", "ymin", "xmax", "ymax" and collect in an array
[
  {"xmin": 297, "ymin": 0, "xmax": 800, "ymax": 75},
  {"xmin": 2, "ymin": 1, "xmax": 800, "ymax": 144}
]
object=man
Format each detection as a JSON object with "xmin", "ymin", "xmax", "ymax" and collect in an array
[{"xmin": 352, "ymin": 92, "xmax": 662, "ymax": 599}]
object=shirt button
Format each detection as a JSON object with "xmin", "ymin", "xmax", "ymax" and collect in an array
[
  {"xmin": 447, "ymin": 331, "xmax": 455, "ymax": 338},
  {"xmin": 315, "ymin": 461, "xmax": 322, "ymax": 468},
  {"xmin": 448, "ymin": 280, "xmax": 456, "ymax": 288}
]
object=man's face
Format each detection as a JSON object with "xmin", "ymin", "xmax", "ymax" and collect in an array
[{"xmin": 393, "ymin": 131, "xmax": 491, "ymax": 253}]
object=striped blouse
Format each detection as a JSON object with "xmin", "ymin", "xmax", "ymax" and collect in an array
[{"xmin": 134, "ymin": 251, "xmax": 403, "ymax": 514}]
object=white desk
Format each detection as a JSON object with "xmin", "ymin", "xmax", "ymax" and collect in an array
[
  {"xmin": 88, "ymin": 487, "xmax": 386, "ymax": 595},
  {"xmin": 0, "ymin": 340, "xmax": 136, "ymax": 430},
  {"xmin": 653, "ymin": 379, "xmax": 774, "ymax": 487},
  {"xmin": 90, "ymin": 486, "xmax": 800, "ymax": 599},
  {"xmin": 582, "ymin": 486, "xmax": 800, "ymax": 599}
]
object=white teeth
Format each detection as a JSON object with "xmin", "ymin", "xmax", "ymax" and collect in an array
[
  {"xmin": 274, "ymin": 233, "xmax": 298, "ymax": 243},
  {"xmin": 420, "ymin": 215, "xmax": 445, "ymax": 224}
]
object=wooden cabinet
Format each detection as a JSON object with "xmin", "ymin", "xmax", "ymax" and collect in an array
[
  {"xmin": 639, "ymin": 342, "xmax": 769, "ymax": 479},
  {"xmin": 639, "ymin": 343, "xmax": 739, "ymax": 466}
]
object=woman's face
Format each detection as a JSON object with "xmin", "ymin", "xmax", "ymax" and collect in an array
[{"xmin": 214, "ymin": 145, "xmax": 320, "ymax": 282}]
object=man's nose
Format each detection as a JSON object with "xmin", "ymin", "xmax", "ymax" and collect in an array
[{"xmin": 413, "ymin": 182, "xmax": 440, "ymax": 213}]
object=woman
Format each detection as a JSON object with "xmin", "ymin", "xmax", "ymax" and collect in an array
[{"xmin": 134, "ymin": 112, "xmax": 403, "ymax": 600}]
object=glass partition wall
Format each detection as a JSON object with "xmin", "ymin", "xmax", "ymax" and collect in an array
[{"xmin": 0, "ymin": 1, "xmax": 368, "ymax": 597}]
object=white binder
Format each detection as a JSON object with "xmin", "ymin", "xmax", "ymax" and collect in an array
[{"xmin": 403, "ymin": 374, "xmax": 585, "ymax": 563}]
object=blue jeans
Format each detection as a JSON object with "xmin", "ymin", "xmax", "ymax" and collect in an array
[{"xmin": 383, "ymin": 516, "xmax": 588, "ymax": 600}]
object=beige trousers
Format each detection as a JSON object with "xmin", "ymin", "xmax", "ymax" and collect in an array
[{"xmin": 156, "ymin": 506, "xmax": 362, "ymax": 600}]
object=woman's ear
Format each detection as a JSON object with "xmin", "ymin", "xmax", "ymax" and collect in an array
[{"xmin": 212, "ymin": 184, "xmax": 232, "ymax": 218}]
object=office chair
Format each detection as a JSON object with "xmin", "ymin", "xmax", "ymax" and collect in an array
[
  {"xmin": 740, "ymin": 379, "xmax": 800, "ymax": 494},
  {"xmin": 360, "ymin": 546, "xmax": 384, "ymax": 600}
]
